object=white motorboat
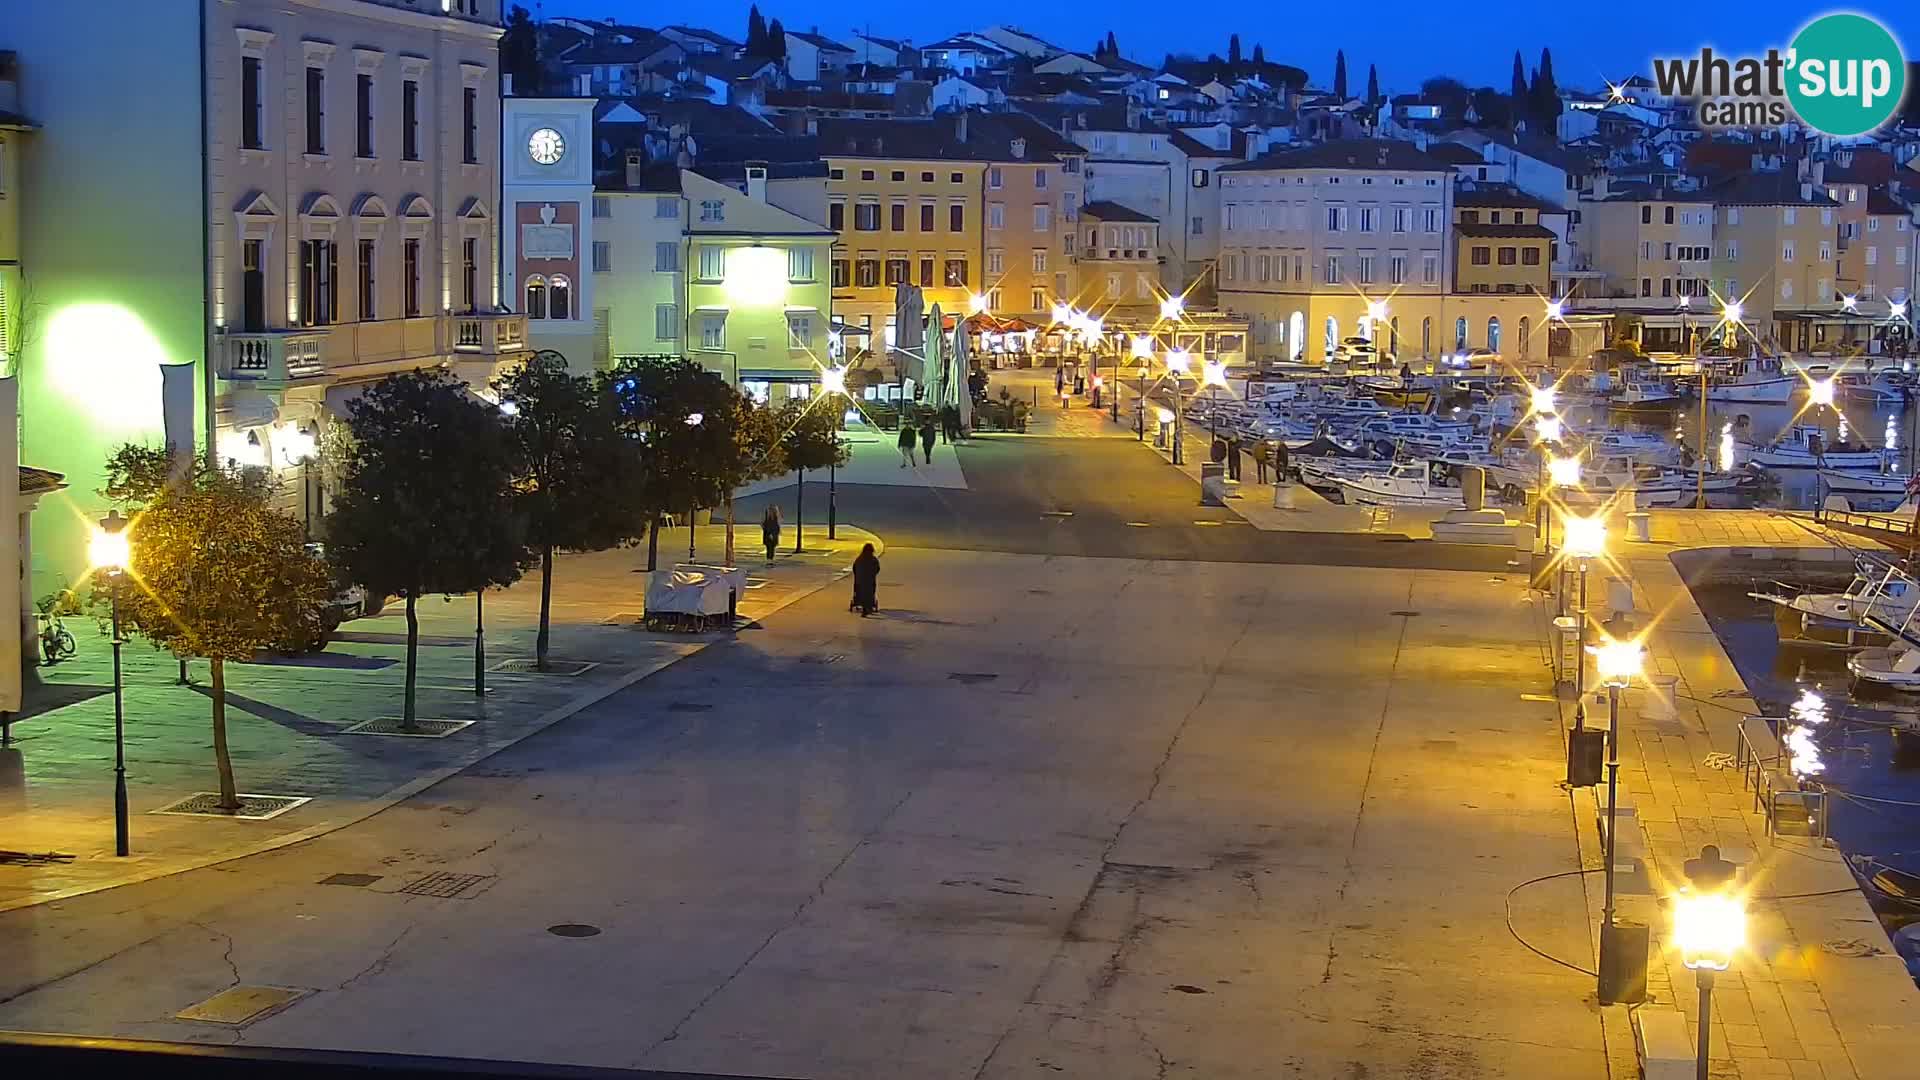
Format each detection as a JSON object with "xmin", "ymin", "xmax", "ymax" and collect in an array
[
  {"xmin": 1613, "ymin": 376, "xmax": 1682, "ymax": 409},
  {"xmin": 1333, "ymin": 461, "xmax": 1467, "ymax": 507},
  {"xmin": 1816, "ymin": 469, "xmax": 1909, "ymax": 497},
  {"xmin": 1848, "ymin": 642, "xmax": 1920, "ymax": 688},
  {"xmin": 1699, "ymin": 357, "xmax": 1799, "ymax": 403},
  {"xmin": 1753, "ymin": 560, "xmax": 1919, "ymax": 647},
  {"xmin": 1836, "ymin": 371, "xmax": 1911, "ymax": 403},
  {"xmin": 1576, "ymin": 429, "xmax": 1681, "ymax": 465},
  {"xmin": 1739, "ymin": 424, "xmax": 1894, "ymax": 470}
]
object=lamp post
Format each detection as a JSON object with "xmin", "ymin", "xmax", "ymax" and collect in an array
[
  {"xmin": 685, "ymin": 412, "xmax": 704, "ymax": 560},
  {"xmin": 1131, "ymin": 336, "xmax": 1153, "ymax": 437},
  {"xmin": 1166, "ymin": 348, "xmax": 1191, "ymax": 465},
  {"xmin": 1562, "ymin": 514, "xmax": 1607, "ymax": 716},
  {"xmin": 1202, "ymin": 358, "xmax": 1228, "ymax": 441},
  {"xmin": 1590, "ymin": 636, "xmax": 1644, "ymax": 1000},
  {"xmin": 821, "ymin": 365, "xmax": 848, "ymax": 540},
  {"xmin": 91, "ymin": 510, "xmax": 132, "ymax": 857},
  {"xmin": 1674, "ymin": 848, "xmax": 1744, "ymax": 1080},
  {"xmin": 1545, "ymin": 452, "xmax": 1579, "ymax": 611}
]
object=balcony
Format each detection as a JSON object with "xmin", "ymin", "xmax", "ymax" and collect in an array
[
  {"xmin": 454, "ymin": 312, "xmax": 528, "ymax": 357},
  {"xmin": 218, "ymin": 330, "xmax": 330, "ymax": 386},
  {"xmin": 218, "ymin": 313, "xmax": 526, "ymax": 389}
]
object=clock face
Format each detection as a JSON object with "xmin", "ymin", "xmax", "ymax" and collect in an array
[{"xmin": 528, "ymin": 127, "xmax": 565, "ymax": 165}]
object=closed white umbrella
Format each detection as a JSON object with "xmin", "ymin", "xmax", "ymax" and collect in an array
[
  {"xmin": 949, "ymin": 320, "xmax": 974, "ymax": 433},
  {"xmin": 922, "ymin": 303, "xmax": 946, "ymax": 413},
  {"xmin": 893, "ymin": 283, "xmax": 925, "ymax": 384}
]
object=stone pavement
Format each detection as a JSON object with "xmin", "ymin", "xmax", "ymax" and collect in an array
[
  {"xmin": 0, "ymin": 524, "xmax": 882, "ymax": 912},
  {"xmin": 737, "ymin": 427, "xmax": 968, "ymax": 496},
  {"xmin": 982, "ymin": 365, "xmax": 1142, "ymax": 439}
]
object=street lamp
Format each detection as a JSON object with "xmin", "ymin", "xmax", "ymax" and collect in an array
[
  {"xmin": 1166, "ymin": 348, "xmax": 1191, "ymax": 464},
  {"xmin": 91, "ymin": 509, "xmax": 132, "ymax": 857},
  {"xmin": 1547, "ymin": 454, "xmax": 1581, "ymax": 488},
  {"xmin": 1531, "ymin": 384, "xmax": 1558, "ymax": 418},
  {"xmin": 1590, "ymin": 635, "xmax": 1644, "ymax": 1003},
  {"xmin": 1562, "ymin": 513, "xmax": 1607, "ymax": 709},
  {"xmin": 821, "ymin": 365, "xmax": 848, "ymax": 539},
  {"xmin": 1202, "ymin": 358, "xmax": 1228, "ymax": 439},
  {"xmin": 1674, "ymin": 861, "xmax": 1745, "ymax": 1080},
  {"xmin": 685, "ymin": 412, "xmax": 704, "ymax": 560},
  {"xmin": 1536, "ymin": 414, "xmax": 1564, "ymax": 444},
  {"xmin": 968, "ymin": 292, "xmax": 989, "ymax": 316}
]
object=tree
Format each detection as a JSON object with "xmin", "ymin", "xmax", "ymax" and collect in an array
[
  {"xmin": 777, "ymin": 399, "xmax": 850, "ymax": 554},
  {"xmin": 102, "ymin": 445, "xmax": 332, "ymax": 811},
  {"xmin": 329, "ymin": 372, "xmax": 523, "ymax": 726},
  {"xmin": 1532, "ymin": 48, "xmax": 1561, "ymax": 131},
  {"xmin": 1421, "ymin": 76, "xmax": 1472, "ymax": 125},
  {"xmin": 1332, "ymin": 50, "xmax": 1347, "ymax": 99},
  {"xmin": 1251, "ymin": 43, "xmax": 1265, "ymax": 65},
  {"xmin": 745, "ymin": 5, "xmax": 767, "ymax": 57},
  {"xmin": 1105, "ymin": 31, "xmax": 1119, "ymax": 59},
  {"xmin": 1228, "ymin": 34, "xmax": 1241, "ymax": 65},
  {"xmin": 765, "ymin": 18, "xmax": 787, "ymax": 63},
  {"xmin": 501, "ymin": 5, "xmax": 540, "ymax": 94},
  {"xmin": 602, "ymin": 356, "xmax": 724, "ymax": 571},
  {"xmin": 1471, "ymin": 87, "xmax": 1513, "ymax": 129},
  {"xmin": 1366, "ymin": 64, "xmax": 1380, "ymax": 105},
  {"xmin": 1510, "ymin": 51, "xmax": 1528, "ymax": 108},
  {"xmin": 495, "ymin": 351, "xmax": 637, "ymax": 671},
  {"xmin": 712, "ymin": 392, "xmax": 788, "ymax": 565}
]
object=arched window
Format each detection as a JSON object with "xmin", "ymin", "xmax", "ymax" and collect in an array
[
  {"xmin": 1487, "ymin": 316, "xmax": 1502, "ymax": 353},
  {"xmin": 1289, "ymin": 311, "xmax": 1305, "ymax": 360},
  {"xmin": 524, "ymin": 275, "xmax": 547, "ymax": 319},
  {"xmin": 1421, "ymin": 317, "xmax": 1432, "ymax": 357},
  {"xmin": 1454, "ymin": 316, "xmax": 1468, "ymax": 350},
  {"xmin": 1324, "ymin": 315, "xmax": 1339, "ymax": 358},
  {"xmin": 1518, "ymin": 316, "xmax": 1531, "ymax": 359},
  {"xmin": 550, "ymin": 275, "xmax": 572, "ymax": 320}
]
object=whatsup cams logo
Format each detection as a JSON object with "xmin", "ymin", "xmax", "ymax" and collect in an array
[{"xmin": 1651, "ymin": 12, "xmax": 1907, "ymax": 136}]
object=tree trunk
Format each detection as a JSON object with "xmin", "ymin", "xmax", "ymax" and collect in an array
[
  {"xmin": 646, "ymin": 515, "xmax": 660, "ymax": 571},
  {"xmin": 724, "ymin": 490, "xmax": 736, "ymax": 565},
  {"xmin": 403, "ymin": 592, "xmax": 419, "ymax": 729},
  {"xmin": 688, "ymin": 500, "xmax": 697, "ymax": 561},
  {"xmin": 794, "ymin": 468, "xmax": 804, "ymax": 553},
  {"xmin": 536, "ymin": 545, "xmax": 554, "ymax": 671},
  {"xmin": 210, "ymin": 658, "xmax": 240, "ymax": 811}
]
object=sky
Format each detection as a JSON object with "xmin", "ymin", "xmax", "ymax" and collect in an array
[{"xmin": 541, "ymin": 2, "xmax": 1920, "ymax": 96}]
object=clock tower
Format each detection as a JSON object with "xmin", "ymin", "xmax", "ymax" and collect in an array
[{"xmin": 501, "ymin": 96, "xmax": 596, "ymax": 369}]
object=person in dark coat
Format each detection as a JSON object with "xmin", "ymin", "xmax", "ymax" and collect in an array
[
  {"xmin": 850, "ymin": 543, "xmax": 881, "ymax": 616},
  {"xmin": 761, "ymin": 505, "xmax": 782, "ymax": 564},
  {"xmin": 897, "ymin": 421, "xmax": 918, "ymax": 467},
  {"xmin": 1227, "ymin": 434, "xmax": 1243, "ymax": 480},
  {"xmin": 920, "ymin": 418, "xmax": 937, "ymax": 463}
]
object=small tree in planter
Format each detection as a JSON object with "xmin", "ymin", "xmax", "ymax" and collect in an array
[
  {"xmin": 777, "ymin": 399, "xmax": 851, "ymax": 553},
  {"xmin": 101, "ymin": 444, "xmax": 333, "ymax": 811}
]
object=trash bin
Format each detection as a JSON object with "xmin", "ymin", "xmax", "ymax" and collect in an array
[
  {"xmin": 1628, "ymin": 511, "xmax": 1652, "ymax": 542},
  {"xmin": 1200, "ymin": 462, "xmax": 1227, "ymax": 506}
]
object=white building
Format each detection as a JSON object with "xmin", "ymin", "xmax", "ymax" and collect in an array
[
  {"xmin": 502, "ymin": 97, "xmax": 598, "ymax": 370},
  {"xmin": 782, "ymin": 30, "xmax": 856, "ymax": 83}
]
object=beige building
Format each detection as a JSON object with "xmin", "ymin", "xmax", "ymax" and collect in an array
[
  {"xmin": 1584, "ymin": 184, "xmax": 1715, "ymax": 304},
  {"xmin": 1709, "ymin": 173, "xmax": 1841, "ymax": 348},
  {"xmin": 1077, "ymin": 201, "xmax": 1161, "ymax": 314}
]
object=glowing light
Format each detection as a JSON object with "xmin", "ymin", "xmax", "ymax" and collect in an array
[
  {"xmin": 1842, "ymin": 294, "xmax": 1859, "ymax": 312},
  {"xmin": 1719, "ymin": 421, "xmax": 1735, "ymax": 472},
  {"xmin": 1673, "ymin": 889, "xmax": 1745, "ymax": 972},
  {"xmin": 274, "ymin": 422, "xmax": 318, "ymax": 468},
  {"xmin": 723, "ymin": 245, "xmax": 788, "ymax": 307},
  {"xmin": 820, "ymin": 365, "xmax": 848, "ymax": 396},
  {"xmin": 1808, "ymin": 377, "xmax": 1835, "ymax": 408},
  {"xmin": 90, "ymin": 511, "xmax": 130, "ymax": 571},
  {"xmin": 498, "ymin": 399, "xmax": 520, "ymax": 416},
  {"xmin": 1547, "ymin": 454, "xmax": 1580, "ymax": 487},
  {"xmin": 1166, "ymin": 348, "xmax": 1192, "ymax": 375},
  {"xmin": 685, "ymin": 412, "xmax": 704, "ymax": 426},
  {"xmin": 1722, "ymin": 300, "xmax": 1743, "ymax": 325},
  {"xmin": 1051, "ymin": 303, "xmax": 1073, "ymax": 325},
  {"xmin": 1531, "ymin": 385, "xmax": 1558, "ymax": 416},
  {"xmin": 1536, "ymin": 415, "xmax": 1564, "ymax": 444},
  {"xmin": 1588, "ymin": 638, "xmax": 1644, "ymax": 686},
  {"xmin": 1159, "ymin": 295, "xmax": 1185, "ymax": 320},
  {"xmin": 1085, "ymin": 315, "xmax": 1104, "ymax": 338},
  {"xmin": 1678, "ymin": 294, "xmax": 1691, "ymax": 309},
  {"xmin": 1156, "ymin": 407, "xmax": 1174, "ymax": 423},
  {"xmin": 968, "ymin": 293, "xmax": 989, "ymax": 316},
  {"xmin": 1365, "ymin": 299, "xmax": 1389, "ymax": 322},
  {"xmin": 1892, "ymin": 300, "xmax": 1909, "ymax": 322},
  {"xmin": 46, "ymin": 303, "xmax": 170, "ymax": 432},
  {"xmin": 1545, "ymin": 299, "xmax": 1565, "ymax": 320},
  {"xmin": 217, "ymin": 429, "xmax": 268, "ymax": 469},
  {"xmin": 1201, "ymin": 359, "xmax": 1228, "ymax": 387},
  {"xmin": 1131, "ymin": 335, "xmax": 1154, "ymax": 358},
  {"xmin": 1561, "ymin": 513, "xmax": 1607, "ymax": 559},
  {"xmin": 1888, "ymin": 414, "xmax": 1898, "ymax": 453}
]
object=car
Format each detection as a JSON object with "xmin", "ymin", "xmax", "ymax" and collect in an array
[
  {"xmin": 1444, "ymin": 347, "xmax": 1501, "ymax": 370},
  {"xmin": 266, "ymin": 544, "xmax": 379, "ymax": 654},
  {"xmin": 1333, "ymin": 336, "xmax": 1393, "ymax": 369}
]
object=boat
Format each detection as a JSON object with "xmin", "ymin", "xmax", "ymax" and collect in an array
[
  {"xmin": 1332, "ymin": 461, "xmax": 1467, "ymax": 507},
  {"xmin": 1751, "ymin": 559, "xmax": 1915, "ymax": 650},
  {"xmin": 1816, "ymin": 469, "xmax": 1910, "ymax": 496},
  {"xmin": 1696, "ymin": 356, "xmax": 1799, "ymax": 403},
  {"xmin": 1847, "ymin": 641, "xmax": 1920, "ymax": 688},
  {"xmin": 1836, "ymin": 370, "xmax": 1911, "ymax": 403},
  {"xmin": 1739, "ymin": 424, "xmax": 1894, "ymax": 470},
  {"xmin": 1848, "ymin": 855, "xmax": 1920, "ymax": 913},
  {"xmin": 1612, "ymin": 375, "xmax": 1683, "ymax": 410},
  {"xmin": 1369, "ymin": 386, "xmax": 1435, "ymax": 411}
]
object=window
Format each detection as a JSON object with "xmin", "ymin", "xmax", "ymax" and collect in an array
[
  {"xmin": 1036, "ymin": 169, "xmax": 1048, "ymax": 190},
  {"xmin": 986, "ymin": 249, "xmax": 1004, "ymax": 275},
  {"xmin": 919, "ymin": 257, "xmax": 935, "ymax": 286},
  {"xmin": 356, "ymin": 73, "xmax": 374, "ymax": 157},
  {"xmin": 1898, "ymin": 247, "xmax": 1909, "ymax": 266},
  {"xmin": 1641, "ymin": 241, "xmax": 1652, "ymax": 260},
  {"xmin": 1389, "ymin": 255, "xmax": 1406, "ymax": 284},
  {"xmin": 1819, "ymin": 241, "xmax": 1832, "ymax": 262},
  {"xmin": 1324, "ymin": 255, "xmax": 1339, "ymax": 284},
  {"xmin": 1422, "ymin": 253, "xmax": 1438, "ymax": 284},
  {"xmin": 944, "ymin": 259, "xmax": 968, "ymax": 286},
  {"xmin": 1522, "ymin": 248, "xmax": 1541, "ymax": 265},
  {"xmin": 1497, "ymin": 247, "xmax": 1516, "ymax": 266},
  {"xmin": 1357, "ymin": 255, "xmax": 1374, "ymax": 283},
  {"xmin": 829, "ymin": 168, "xmax": 845, "ymax": 180},
  {"xmin": 991, "ymin": 287, "xmax": 1004, "ymax": 309},
  {"xmin": 922, "ymin": 171, "xmax": 935, "ymax": 182},
  {"xmin": 591, "ymin": 241, "xmax": 611, "ymax": 273},
  {"xmin": 655, "ymin": 304, "xmax": 678, "ymax": 340},
  {"xmin": 299, "ymin": 239, "xmax": 337, "ymax": 325},
  {"xmin": 592, "ymin": 196, "xmax": 611, "ymax": 218},
  {"xmin": 1866, "ymin": 246, "xmax": 1878, "ymax": 266},
  {"xmin": 1471, "ymin": 247, "xmax": 1491, "ymax": 266},
  {"xmin": 860, "ymin": 169, "xmax": 876, "ymax": 181},
  {"xmin": 1255, "ymin": 254, "xmax": 1270, "ymax": 281},
  {"xmin": 1663, "ymin": 241, "xmax": 1673, "ymax": 260},
  {"xmin": 1392, "ymin": 207, "xmax": 1409, "ymax": 233},
  {"xmin": 890, "ymin": 170, "xmax": 905, "ymax": 182},
  {"xmin": 1784, "ymin": 207, "xmax": 1797, "ymax": 226},
  {"xmin": 884, "ymin": 257, "xmax": 908, "ymax": 285},
  {"xmin": 1031, "ymin": 249, "xmax": 1047, "ymax": 272},
  {"xmin": 1032, "ymin": 288, "xmax": 1045, "ymax": 310},
  {"xmin": 855, "ymin": 257, "xmax": 880, "ymax": 287},
  {"xmin": 988, "ymin": 203, "xmax": 1004, "ymax": 230},
  {"xmin": 1191, "ymin": 216, "xmax": 1203, "ymax": 236},
  {"xmin": 305, "ymin": 66, "xmax": 326, "ymax": 154},
  {"xmin": 890, "ymin": 203, "xmax": 906, "ymax": 231},
  {"xmin": 829, "ymin": 202, "xmax": 845, "ymax": 230},
  {"xmin": 462, "ymin": 238, "xmax": 477, "ymax": 310},
  {"xmin": 1641, "ymin": 278, "xmax": 1652, "ymax": 297},
  {"xmin": 789, "ymin": 247, "xmax": 815, "ymax": 282},
  {"xmin": 402, "ymin": 239, "xmax": 420, "ymax": 317},
  {"xmin": 1489, "ymin": 212, "xmax": 1503, "ymax": 224},
  {"xmin": 1192, "ymin": 169, "xmax": 1209, "ymax": 188},
  {"xmin": 1822, "ymin": 208, "xmax": 1834, "ymax": 224},
  {"xmin": 1034, "ymin": 205, "xmax": 1051, "ymax": 230},
  {"xmin": 920, "ymin": 203, "xmax": 935, "ymax": 231},
  {"xmin": 950, "ymin": 172, "xmax": 964, "ymax": 183},
  {"xmin": 854, "ymin": 203, "xmax": 879, "ymax": 230},
  {"xmin": 1422, "ymin": 208, "xmax": 1439, "ymax": 233},
  {"xmin": 1726, "ymin": 242, "xmax": 1739, "ymax": 259},
  {"xmin": 1783, "ymin": 243, "xmax": 1795, "ymax": 262},
  {"xmin": 241, "ymin": 56, "xmax": 264, "ymax": 149},
  {"xmin": 1460, "ymin": 211, "xmax": 1480, "ymax": 225},
  {"xmin": 701, "ymin": 200, "xmax": 726, "ymax": 223},
  {"xmin": 1487, "ymin": 317, "xmax": 1501, "ymax": 352},
  {"xmin": 1225, "ymin": 204, "xmax": 1238, "ymax": 232},
  {"xmin": 1358, "ymin": 207, "xmax": 1376, "ymax": 232},
  {"xmin": 697, "ymin": 245, "xmax": 726, "ymax": 281},
  {"xmin": 949, "ymin": 204, "xmax": 964, "ymax": 232},
  {"xmin": 524, "ymin": 275, "xmax": 546, "ymax": 319},
  {"xmin": 655, "ymin": 241, "xmax": 679, "ymax": 272},
  {"xmin": 1294, "ymin": 254, "xmax": 1304, "ymax": 280},
  {"xmin": 1327, "ymin": 206, "xmax": 1346, "ymax": 231},
  {"xmin": 462, "ymin": 87, "xmax": 477, "ymax": 163},
  {"xmin": 1454, "ymin": 316, "xmax": 1467, "ymax": 349},
  {"xmin": 1869, "ymin": 218, "xmax": 1881, "ymax": 233},
  {"xmin": 356, "ymin": 239, "xmax": 376, "ymax": 319},
  {"xmin": 549, "ymin": 276, "xmax": 571, "ymax": 320},
  {"xmin": 402, "ymin": 79, "xmax": 419, "ymax": 160},
  {"xmin": 988, "ymin": 167, "xmax": 1002, "ymax": 189},
  {"xmin": 787, "ymin": 313, "xmax": 813, "ymax": 349},
  {"xmin": 1063, "ymin": 234, "xmax": 1075, "ymax": 256},
  {"xmin": 700, "ymin": 313, "xmax": 726, "ymax": 349},
  {"xmin": 831, "ymin": 258, "xmax": 849, "ymax": 288},
  {"xmin": 1663, "ymin": 206, "xmax": 1674, "ymax": 225},
  {"xmin": 1421, "ymin": 317, "xmax": 1432, "ymax": 355},
  {"xmin": 656, "ymin": 198, "xmax": 679, "ymax": 219},
  {"xmin": 1640, "ymin": 206, "xmax": 1651, "ymax": 225},
  {"xmin": 1661, "ymin": 278, "xmax": 1672, "ymax": 297}
]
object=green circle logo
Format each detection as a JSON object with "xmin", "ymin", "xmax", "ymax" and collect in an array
[{"xmin": 1787, "ymin": 13, "xmax": 1907, "ymax": 136}]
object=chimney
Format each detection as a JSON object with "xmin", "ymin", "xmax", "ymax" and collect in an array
[
  {"xmin": 626, "ymin": 150, "xmax": 646, "ymax": 189},
  {"xmin": 956, "ymin": 109, "xmax": 969, "ymax": 142},
  {"xmin": 1593, "ymin": 172, "xmax": 1611, "ymax": 200},
  {"xmin": 1810, "ymin": 159, "xmax": 1826, "ymax": 186},
  {"xmin": 746, "ymin": 162, "xmax": 769, "ymax": 203},
  {"xmin": 1800, "ymin": 181, "xmax": 1813, "ymax": 201},
  {"xmin": 1010, "ymin": 137, "xmax": 1026, "ymax": 160}
]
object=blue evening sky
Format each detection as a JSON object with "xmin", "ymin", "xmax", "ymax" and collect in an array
[{"xmin": 547, "ymin": 2, "xmax": 1919, "ymax": 96}]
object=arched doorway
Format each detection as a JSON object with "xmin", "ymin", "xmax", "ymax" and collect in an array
[
  {"xmin": 1454, "ymin": 316, "xmax": 1468, "ymax": 351},
  {"xmin": 1487, "ymin": 316, "xmax": 1502, "ymax": 354},
  {"xmin": 1389, "ymin": 317, "xmax": 1401, "ymax": 358},
  {"xmin": 1289, "ymin": 311, "xmax": 1305, "ymax": 360},
  {"xmin": 1518, "ymin": 316, "xmax": 1531, "ymax": 359},
  {"xmin": 1325, "ymin": 315, "xmax": 1339, "ymax": 360}
]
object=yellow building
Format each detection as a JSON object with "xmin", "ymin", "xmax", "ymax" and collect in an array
[
  {"xmin": 1584, "ymin": 183, "xmax": 1716, "ymax": 304},
  {"xmin": 1451, "ymin": 184, "xmax": 1554, "ymax": 298},
  {"xmin": 1078, "ymin": 201, "xmax": 1161, "ymax": 315},
  {"xmin": 1709, "ymin": 172, "xmax": 1840, "ymax": 348}
]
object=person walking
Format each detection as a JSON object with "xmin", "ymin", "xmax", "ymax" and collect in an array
[
  {"xmin": 1227, "ymin": 434, "xmax": 1243, "ymax": 481},
  {"xmin": 897, "ymin": 421, "xmax": 918, "ymax": 467},
  {"xmin": 850, "ymin": 542, "xmax": 881, "ymax": 616},
  {"xmin": 761, "ymin": 504, "xmax": 782, "ymax": 564},
  {"xmin": 1254, "ymin": 438, "xmax": 1270, "ymax": 484},
  {"xmin": 920, "ymin": 417, "xmax": 937, "ymax": 465},
  {"xmin": 1055, "ymin": 365, "xmax": 1065, "ymax": 396}
]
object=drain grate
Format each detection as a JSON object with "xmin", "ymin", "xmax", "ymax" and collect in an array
[
  {"xmin": 152, "ymin": 793, "xmax": 311, "ymax": 820},
  {"xmin": 489, "ymin": 659, "xmax": 599, "ymax": 676},
  {"xmin": 547, "ymin": 923, "xmax": 602, "ymax": 938},
  {"xmin": 176, "ymin": 985, "xmax": 309, "ymax": 1026},
  {"xmin": 1388, "ymin": 610, "xmax": 1421, "ymax": 617},
  {"xmin": 667, "ymin": 702, "xmax": 713, "ymax": 713},
  {"xmin": 948, "ymin": 672, "xmax": 999, "ymax": 685},
  {"xmin": 399, "ymin": 871, "xmax": 494, "ymax": 899},
  {"xmin": 342, "ymin": 717, "xmax": 474, "ymax": 739},
  {"xmin": 798, "ymin": 653, "xmax": 846, "ymax": 665},
  {"xmin": 319, "ymin": 873, "xmax": 382, "ymax": 887}
]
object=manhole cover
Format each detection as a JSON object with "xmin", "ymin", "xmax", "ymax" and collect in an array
[
  {"xmin": 667, "ymin": 702, "xmax": 713, "ymax": 712},
  {"xmin": 399, "ymin": 871, "xmax": 494, "ymax": 899},
  {"xmin": 948, "ymin": 673, "xmax": 999, "ymax": 685},
  {"xmin": 547, "ymin": 923, "xmax": 602, "ymax": 938},
  {"xmin": 489, "ymin": 659, "xmax": 599, "ymax": 676},
  {"xmin": 319, "ymin": 873, "xmax": 382, "ymax": 887},
  {"xmin": 152, "ymin": 793, "xmax": 311, "ymax": 820},
  {"xmin": 1389, "ymin": 610, "xmax": 1421, "ymax": 617},
  {"xmin": 176, "ymin": 985, "xmax": 309, "ymax": 1026},
  {"xmin": 1171, "ymin": 984, "xmax": 1209, "ymax": 995},
  {"xmin": 343, "ymin": 717, "xmax": 474, "ymax": 739}
]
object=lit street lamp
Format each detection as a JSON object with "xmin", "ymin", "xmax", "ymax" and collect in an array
[
  {"xmin": 1202, "ymin": 358, "xmax": 1229, "ymax": 439},
  {"xmin": 821, "ymin": 365, "xmax": 848, "ymax": 540},
  {"xmin": 1590, "ymin": 635, "xmax": 1644, "ymax": 1003},
  {"xmin": 91, "ymin": 509, "xmax": 133, "ymax": 857},
  {"xmin": 686, "ymin": 412, "xmax": 704, "ymax": 560},
  {"xmin": 1562, "ymin": 513, "xmax": 1607, "ymax": 710},
  {"xmin": 1159, "ymin": 294, "xmax": 1185, "ymax": 321},
  {"xmin": 1166, "ymin": 348, "xmax": 1191, "ymax": 464},
  {"xmin": 1675, "ymin": 848, "xmax": 1745, "ymax": 1080}
]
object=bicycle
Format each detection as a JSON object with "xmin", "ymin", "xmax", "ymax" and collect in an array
[{"xmin": 35, "ymin": 610, "xmax": 76, "ymax": 664}]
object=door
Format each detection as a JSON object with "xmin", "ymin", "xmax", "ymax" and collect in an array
[{"xmin": 242, "ymin": 239, "xmax": 265, "ymax": 332}]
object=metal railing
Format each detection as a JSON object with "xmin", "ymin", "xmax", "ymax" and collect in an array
[{"xmin": 1733, "ymin": 717, "xmax": 1830, "ymax": 843}]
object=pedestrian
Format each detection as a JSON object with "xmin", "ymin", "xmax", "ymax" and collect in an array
[
  {"xmin": 1254, "ymin": 439, "xmax": 1270, "ymax": 484},
  {"xmin": 920, "ymin": 417, "xmax": 937, "ymax": 464},
  {"xmin": 941, "ymin": 403, "xmax": 960, "ymax": 443},
  {"xmin": 761, "ymin": 504, "xmax": 782, "ymax": 564},
  {"xmin": 1055, "ymin": 365, "xmax": 1065, "ymax": 395},
  {"xmin": 850, "ymin": 542, "xmax": 881, "ymax": 616},
  {"xmin": 1227, "ymin": 434, "xmax": 1243, "ymax": 480},
  {"xmin": 1274, "ymin": 438, "xmax": 1291, "ymax": 482},
  {"xmin": 897, "ymin": 421, "xmax": 918, "ymax": 467}
]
